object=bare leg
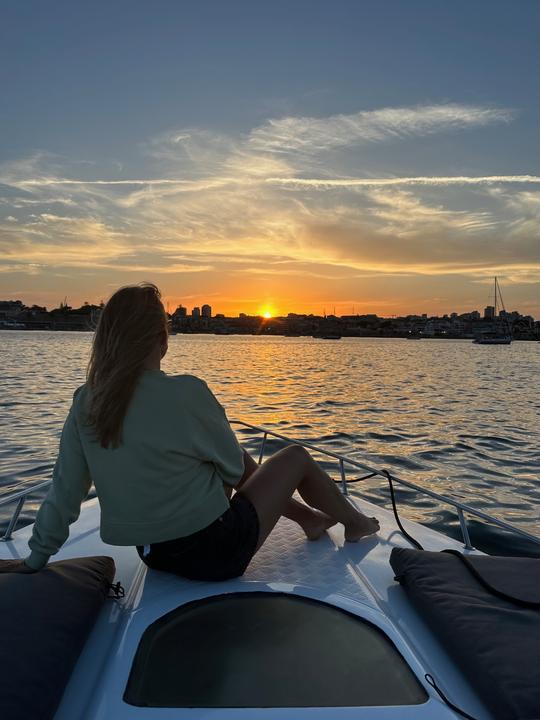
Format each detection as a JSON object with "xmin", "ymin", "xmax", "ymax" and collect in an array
[
  {"xmin": 238, "ymin": 445, "xmax": 379, "ymax": 551},
  {"xmin": 236, "ymin": 450, "xmax": 336, "ymax": 540}
]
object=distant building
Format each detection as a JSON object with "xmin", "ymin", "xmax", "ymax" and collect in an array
[
  {"xmin": 460, "ymin": 310, "xmax": 481, "ymax": 321},
  {"xmin": 201, "ymin": 304, "xmax": 212, "ymax": 318},
  {"xmin": 174, "ymin": 305, "xmax": 187, "ymax": 318},
  {"xmin": 500, "ymin": 310, "xmax": 521, "ymax": 322},
  {"xmin": 484, "ymin": 306, "xmax": 495, "ymax": 320},
  {"xmin": 192, "ymin": 307, "xmax": 201, "ymax": 319}
]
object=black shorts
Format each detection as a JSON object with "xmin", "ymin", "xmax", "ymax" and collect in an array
[{"xmin": 136, "ymin": 493, "xmax": 260, "ymax": 581}]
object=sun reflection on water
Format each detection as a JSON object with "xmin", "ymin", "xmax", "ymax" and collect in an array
[{"xmin": 1, "ymin": 331, "xmax": 539, "ymax": 545}]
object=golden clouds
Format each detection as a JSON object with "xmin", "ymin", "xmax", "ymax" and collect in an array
[{"xmin": 0, "ymin": 103, "xmax": 539, "ymax": 314}]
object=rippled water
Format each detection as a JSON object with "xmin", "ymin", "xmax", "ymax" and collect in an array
[{"xmin": 1, "ymin": 331, "xmax": 539, "ymax": 555}]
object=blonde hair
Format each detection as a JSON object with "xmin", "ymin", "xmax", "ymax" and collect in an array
[{"xmin": 85, "ymin": 282, "xmax": 168, "ymax": 449}]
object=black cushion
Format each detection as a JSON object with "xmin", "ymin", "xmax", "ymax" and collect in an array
[
  {"xmin": 0, "ymin": 556, "xmax": 115, "ymax": 720},
  {"xmin": 390, "ymin": 548, "xmax": 540, "ymax": 720}
]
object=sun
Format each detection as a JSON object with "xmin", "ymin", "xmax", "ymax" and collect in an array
[{"xmin": 259, "ymin": 304, "xmax": 274, "ymax": 318}]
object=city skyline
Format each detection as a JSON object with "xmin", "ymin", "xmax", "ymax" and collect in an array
[
  {"xmin": 1, "ymin": 294, "xmax": 536, "ymax": 323},
  {"xmin": 1, "ymin": 1, "xmax": 539, "ymax": 317}
]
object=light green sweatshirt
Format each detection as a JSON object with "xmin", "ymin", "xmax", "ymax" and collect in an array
[{"xmin": 26, "ymin": 370, "xmax": 245, "ymax": 570}]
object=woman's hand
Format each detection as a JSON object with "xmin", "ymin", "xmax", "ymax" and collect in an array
[{"xmin": 0, "ymin": 559, "xmax": 38, "ymax": 574}]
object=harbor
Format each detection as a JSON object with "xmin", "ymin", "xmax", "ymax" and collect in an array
[{"xmin": 1, "ymin": 299, "xmax": 538, "ymax": 340}]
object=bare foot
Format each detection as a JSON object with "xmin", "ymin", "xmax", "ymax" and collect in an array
[
  {"xmin": 302, "ymin": 510, "xmax": 338, "ymax": 541},
  {"xmin": 344, "ymin": 514, "xmax": 380, "ymax": 542}
]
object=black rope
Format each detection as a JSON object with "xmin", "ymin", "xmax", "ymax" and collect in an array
[
  {"xmin": 333, "ymin": 471, "xmax": 378, "ymax": 484},
  {"xmin": 108, "ymin": 580, "xmax": 125, "ymax": 599},
  {"xmin": 334, "ymin": 465, "xmax": 423, "ymax": 549},
  {"xmin": 381, "ymin": 469, "xmax": 424, "ymax": 550},
  {"xmin": 425, "ymin": 674, "xmax": 478, "ymax": 720},
  {"xmin": 442, "ymin": 549, "xmax": 540, "ymax": 609}
]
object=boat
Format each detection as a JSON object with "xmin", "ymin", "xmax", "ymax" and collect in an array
[
  {"xmin": 473, "ymin": 335, "xmax": 512, "ymax": 345},
  {"xmin": 473, "ymin": 277, "xmax": 512, "ymax": 345},
  {"xmin": 313, "ymin": 333, "xmax": 342, "ymax": 340},
  {"xmin": 1, "ymin": 420, "xmax": 540, "ymax": 719},
  {"xmin": 0, "ymin": 320, "xmax": 27, "ymax": 329}
]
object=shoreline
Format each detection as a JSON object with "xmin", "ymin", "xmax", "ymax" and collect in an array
[{"xmin": 1, "ymin": 327, "xmax": 538, "ymax": 341}]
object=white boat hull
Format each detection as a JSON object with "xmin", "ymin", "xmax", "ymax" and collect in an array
[{"xmin": 1, "ymin": 494, "xmax": 492, "ymax": 719}]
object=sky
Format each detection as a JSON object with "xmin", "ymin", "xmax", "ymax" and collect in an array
[{"xmin": 1, "ymin": 0, "xmax": 539, "ymax": 318}]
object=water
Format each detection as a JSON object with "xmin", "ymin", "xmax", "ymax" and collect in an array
[{"xmin": 1, "ymin": 331, "xmax": 539, "ymax": 555}]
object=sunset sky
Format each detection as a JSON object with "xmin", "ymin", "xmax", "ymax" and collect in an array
[{"xmin": 1, "ymin": 0, "xmax": 539, "ymax": 318}]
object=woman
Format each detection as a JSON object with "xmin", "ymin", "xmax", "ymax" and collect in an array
[{"xmin": 4, "ymin": 283, "xmax": 379, "ymax": 580}]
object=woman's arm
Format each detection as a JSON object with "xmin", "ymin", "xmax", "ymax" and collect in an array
[
  {"xmin": 183, "ymin": 377, "xmax": 245, "ymax": 488},
  {"xmin": 25, "ymin": 391, "xmax": 92, "ymax": 570},
  {"xmin": 224, "ymin": 449, "xmax": 258, "ymax": 498}
]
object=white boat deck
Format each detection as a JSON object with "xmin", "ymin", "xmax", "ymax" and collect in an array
[{"xmin": 1, "ymin": 495, "xmax": 493, "ymax": 719}]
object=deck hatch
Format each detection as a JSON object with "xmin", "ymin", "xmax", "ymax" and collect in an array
[{"xmin": 124, "ymin": 592, "xmax": 427, "ymax": 708}]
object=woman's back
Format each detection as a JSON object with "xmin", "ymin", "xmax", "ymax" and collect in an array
[
  {"xmin": 26, "ymin": 371, "xmax": 244, "ymax": 569},
  {"xmin": 78, "ymin": 370, "xmax": 244, "ymax": 543}
]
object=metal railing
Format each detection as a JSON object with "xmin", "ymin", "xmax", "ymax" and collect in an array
[
  {"xmin": 1, "ymin": 420, "xmax": 539, "ymax": 551},
  {"xmin": 0, "ymin": 479, "xmax": 52, "ymax": 541},
  {"xmin": 230, "ymin": 420, "xmax": 540, "ymax": 551}
]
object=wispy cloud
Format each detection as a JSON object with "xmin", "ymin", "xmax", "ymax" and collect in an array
[
  {"xmin": 366, "ymin": 189, "xmax": 497, "ymax": 233},
  {"xmin": 265, "ymin": 175, "xmax": 540, "ymax": 188},
  {"xmin": 249, "ymin": 103, "xmax": 514, "ymax": 154},
  {"xmin": 4, "ymin": 174, "xmax": 539, "ymax": 189},
  {"xmin": 1, "ymin": 102, "xmax": 538, "ymax": 314}
]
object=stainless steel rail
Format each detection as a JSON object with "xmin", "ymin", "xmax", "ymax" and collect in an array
[
  {"xmin": 0, "ymin": 479, "xmax": 52, "ymax": 541},
  {"xmin": 1, "ymin": 421, "xmax": 539, "ymax": 550},
  {"xmin": 230, "ymin": 419, "xmax": 540, "ymax": 551}
]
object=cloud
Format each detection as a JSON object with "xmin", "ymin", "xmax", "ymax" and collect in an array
[
  {"xmin": 1, "ymin": 102, "xmax": 538, "ymax": 307},
  {"xmin": 0, "ymin": 213, "xmax": 132, "ymax": 270},
  {"xmin": 5, "ymin": 174, "xmax": 539, "ymax": 190},
  {"xmin": 265, "ymin": 175, "xmax": 540, "ymax": 188},
  {"xmin": 364, "ymin": 189, "xmax": 497, "ymax": 233},
  {"xmin": 249, "ymin": 103, "xmax": 513, "ymax": 154},
  {"xmin": 296, "ymin": 200, "xmax": 539, "ymax": 278}
]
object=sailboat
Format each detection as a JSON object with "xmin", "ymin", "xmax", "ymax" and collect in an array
[{"xmin": 473, "ymin": 276, "xmax": 512, "ymax": 345}]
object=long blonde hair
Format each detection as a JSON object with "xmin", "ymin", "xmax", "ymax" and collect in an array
[{"xmin": 85, "ymin": 282, "xmax": 168, "ymax": 449}]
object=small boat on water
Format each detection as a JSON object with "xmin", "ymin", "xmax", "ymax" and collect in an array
[
  {"xmin": 1, "ymin": 420, "xmax": 539, "ymax": 720},
  {"xmin": 473, "ymin": 277, "xmax": 512, "ymax": 345},
  {"xmin": 313, "ymin": 333, "xmax": 342, "ymax": 340},
  {"xmin": 473, "ymin": 335, "xmax": 512, "ymax": 345},
  {"xmin": 0, "ymin": 320, "xmax": 27, "ymax": 330}
]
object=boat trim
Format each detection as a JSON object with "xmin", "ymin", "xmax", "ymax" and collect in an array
[{"xmin": 1, "ymin": 421, "xmax": 539, "ymax": 552}]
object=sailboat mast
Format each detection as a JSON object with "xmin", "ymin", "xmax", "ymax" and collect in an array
[{"xmin": 494, "ymin": 276, "xmax": 498, "ymax": 317}]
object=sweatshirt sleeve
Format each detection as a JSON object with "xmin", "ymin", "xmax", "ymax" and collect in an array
[
  {"xmin": 25, "ymin": 388, "xmax": 92, "ymax": 570},
  {"xmin": 183, "ymin": 377, "xmax": 245, "ymax": 487}
]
